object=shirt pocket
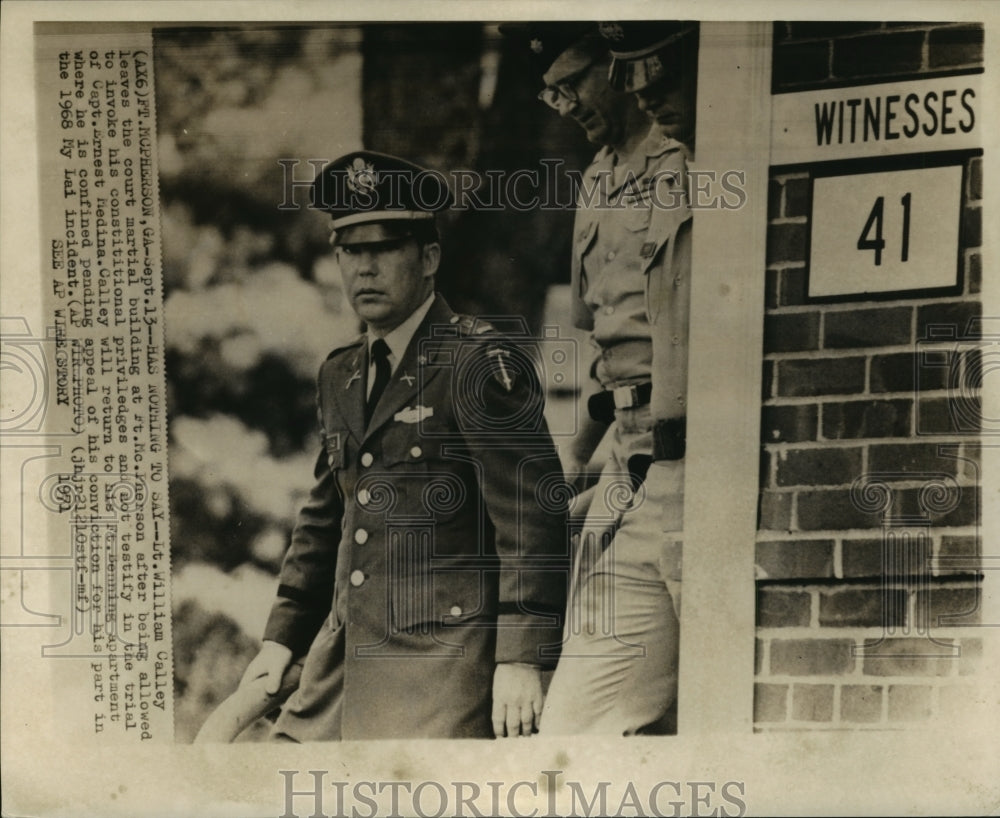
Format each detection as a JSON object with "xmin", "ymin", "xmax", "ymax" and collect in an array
[
  {"xmin": 378, "ymin": 420, "xmax": 468, "ymax": 522},
  {"xmin": 622, "ymin": 196, "xmax": 654, "ymax": 234},
  {"xmin": 379, "ymin": 420, "xmax": 441, "ymax": 468}
]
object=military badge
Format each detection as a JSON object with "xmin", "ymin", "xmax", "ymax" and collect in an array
[
  {"xmin": 394, "ymin": 405, "xmax": 434, "ymax": 424},
  {"xmin": 486, "ymin": 347, "xmax": 515, "ymax": 392},
  {"xmin": 345, "ymin": 157, "xmax": 377, "ymax": 194}
]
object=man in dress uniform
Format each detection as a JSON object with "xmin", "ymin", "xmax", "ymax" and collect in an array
[
  {"xmin": 507, "ymin": 21, "xmax": 699, "ymax": 735},
  {"xmin": 239, "ymin": 151, "xmax": 569, "ymax": 741}
]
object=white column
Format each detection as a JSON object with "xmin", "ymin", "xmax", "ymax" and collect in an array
[{"xmin": 679, "ymin": 21, "xmax": 772, "ymax": 734}]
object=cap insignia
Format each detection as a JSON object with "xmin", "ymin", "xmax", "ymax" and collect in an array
[{"xmin": 345, "ymin": 157, "xmax": 377, "ymax": 194}]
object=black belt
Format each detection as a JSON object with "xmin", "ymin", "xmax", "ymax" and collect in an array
[
  {"xmin": 587, "ymin": 382, "xmax": 652, "ymax": 424},
  {"xmin": 626, "ymin": 418, "xmax": 685, "ymax": 494},
  {"xmin": 653, "ymin": 417, "xmax": 686, "ymax": 462}
]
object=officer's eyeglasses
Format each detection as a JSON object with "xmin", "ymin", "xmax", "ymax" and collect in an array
[{"xmin": 536, "ymin": 57, "xmax": 601, "ymax": 111}]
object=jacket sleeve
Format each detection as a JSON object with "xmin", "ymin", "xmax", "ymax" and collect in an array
[
  {"xmin": 458, "ymin": 337, "xmax": 571, "ymax": 667},
  {"xmin": 262, "ymin": 377, "xmax": 344, "ymax": 656}
]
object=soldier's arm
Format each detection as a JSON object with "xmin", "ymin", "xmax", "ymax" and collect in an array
[
  {"xmin": 458, "ymin": 336, "xmax": 570, "ymax": 668},
  {"xmin": 236, "ymin": 444, "xmax": 341, "ymax": 711},
  {"xmin": 646, "ymin": 151, "xmax": 693, "ymax": 425},
  {"xmin": 260, "ymin": 363, "xmax": 345, "ymax": 658},
  {"xmin": 260, "ymin": 446, "xmax": 343, "ymax": 656}
]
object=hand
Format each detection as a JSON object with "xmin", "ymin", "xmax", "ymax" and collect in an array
[
  {"xmin": 491, "ymin": 662, "xmax": 544, "ymax": 737},
  {"xmin": 240, "ymin": 640, "xmax": 293, "ymax": 696}
]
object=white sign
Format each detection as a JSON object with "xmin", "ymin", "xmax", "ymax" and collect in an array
[
  {"xmin": 808, "ymin": 164, "xmax": 963, "ymax": 299},
  {"xmin": 772, "ymin": 74, "xmax": 982, "ymax": 165}
]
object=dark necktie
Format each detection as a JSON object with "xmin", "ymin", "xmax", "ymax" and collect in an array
[{"xmin": 365, "ymin": 338, "xmax": 391, "ymax": 426}]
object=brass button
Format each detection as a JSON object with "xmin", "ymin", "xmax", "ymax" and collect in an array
[
  {"xmin": 349, "ymin": 570, "xmax": 365, "ymax": 587},
  {"xmin": 450, "ymin": 605, "xmax": 463, "ymax": 617},
  {"xmin": 360, "ymin": 452, "xmax": 374, "ymax": 467},
  {"xmin": 604, "ymin": 305, "xmax": 615, "ymax": 315},
  {"xmin": 410, "ymin": 446, "xmax": 422, "ymax": 459},
  {"xmin": 606, "ymin": 250, "xmax": 616, "ymax": 262},
  {"xmin": 354, "ymin": 529, "xmax": 368, "ymax": 545},
  {"xmin": 357, "ymin": 488, "xmax": 370, "ymax": 506}
]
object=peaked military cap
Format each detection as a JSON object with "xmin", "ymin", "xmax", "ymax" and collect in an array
[
  {"xmin": 599, "ymin": 20, "xmax": 699, "ymax": 93},
  {"xmin": 312, "ymin": 151, "xmax": 453, "ymax": 240},
  {"xmin": 498, "ymin": 22, "xmax": 607, "ymax": 87}
]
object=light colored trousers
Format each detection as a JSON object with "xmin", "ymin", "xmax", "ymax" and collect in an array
[{"xmin": 541, "ymin": 407, "xmax": 683, "ymax": 735}]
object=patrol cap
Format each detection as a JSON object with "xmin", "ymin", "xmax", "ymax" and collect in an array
[
  {"xmin": 312, "ymin": 150, "xmax": 453, "ymax": 245},
  {"xmin": 599, "ymin": 20, "xmax": 698, "ymax": 93},
  {"xmin": 498, "ymin": 22, "xmax": 607, "ymax": 87}
]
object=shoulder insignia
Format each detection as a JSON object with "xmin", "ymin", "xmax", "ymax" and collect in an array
[
  {"xmin": 454, "ymin": 315, "xmax": 497, "ymax": 337},
  {"xmin": 485, "ymin": 344, "xmax": 515, "ymax": 392}
]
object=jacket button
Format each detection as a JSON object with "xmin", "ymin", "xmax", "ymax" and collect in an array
[
  {"xmin": 410, "ymin": 446, "xmax": 422, "ymax": 459},
  {"xmin": 606, "ymin": 250, "xmax": 616, "ymax": 262},
  {"xmin": 604, "ymin": 305, "xmax": 615, "ymax": 315},
  {"xmin": 450, "ymin": 605, "xmax": 463, "ymax": 617},
  {"xmin": 350, "ymin": 570, "xmax": 365, "ymax": 587},
  {"xmin": 360, "ymin": 452, "xmax": 374, "ymax": 467},
  {"xmin": 357, "ymin": 488, "xmax": 370, "ymax": 506},
  {"xmin": 354, "ymin": 529, "xmax": 369, "ymax": 545}
]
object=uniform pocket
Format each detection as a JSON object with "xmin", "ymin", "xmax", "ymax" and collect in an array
[
  {"xmin": 379, "ymin": 420, "xmax": 444, "ymax": 467},
  {"xmin": 390, "ymin": 569, "xmax": 490, "ymax": 631},
  {"xmin": 623, "ymin": 199, "xmax": 654, "ymax": 233}
]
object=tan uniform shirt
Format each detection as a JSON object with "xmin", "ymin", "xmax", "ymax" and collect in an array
[{"xmin": 570, "ymin": 128, "xmax": 692, "ymax": 419}]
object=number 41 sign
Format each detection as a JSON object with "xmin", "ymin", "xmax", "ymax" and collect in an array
[{"xmin": 807, "ymin": 159, "xmax": 966, "ymax": 301}]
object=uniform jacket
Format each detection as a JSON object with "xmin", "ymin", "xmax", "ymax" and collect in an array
[{"xmin": 263, "ymin": 294, "xmax": 569, "ymax": 740}]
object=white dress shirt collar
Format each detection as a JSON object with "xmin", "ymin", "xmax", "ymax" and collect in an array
[{"xmin": 367, "ymin": 292, "xmax": 436, "ymax": 375}]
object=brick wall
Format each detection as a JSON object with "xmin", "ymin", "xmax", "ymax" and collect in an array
[
  {"xmin": 772, "ymin": 21, "xmax": 984, "ymax": 92},
  {"xmin": 754, "ymin": 21, "xmax": 984, "ymax": 730}
]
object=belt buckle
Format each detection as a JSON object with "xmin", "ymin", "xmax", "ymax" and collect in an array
[{"xmin": 612, "ymin": 385, "xmax": 637, "ymax": 410}]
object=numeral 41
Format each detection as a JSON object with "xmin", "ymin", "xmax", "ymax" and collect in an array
[{"xmin": 857, "ymin": 193, "xmax": 911, "ymax": 266}]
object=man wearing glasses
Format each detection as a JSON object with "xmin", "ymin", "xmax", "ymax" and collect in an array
[{"xmin": 506, "ymin": 21, "xmax": 698, "ymax": 735}]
